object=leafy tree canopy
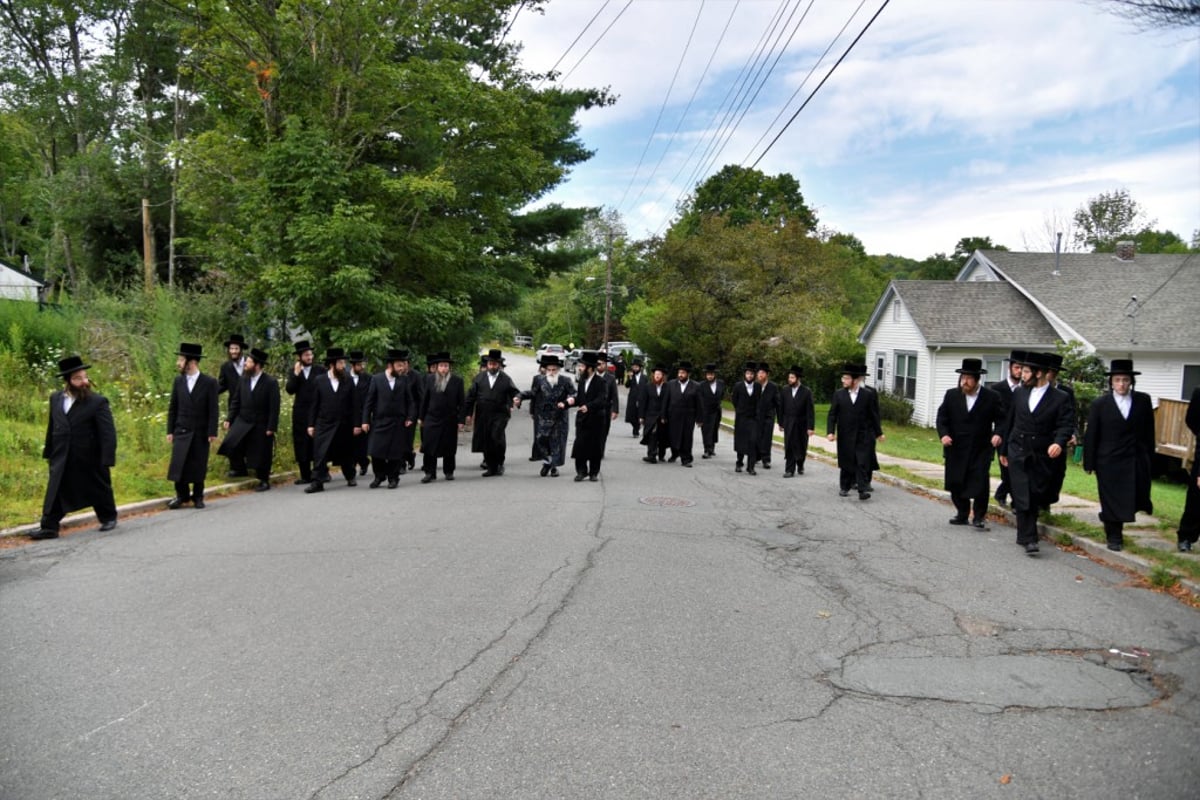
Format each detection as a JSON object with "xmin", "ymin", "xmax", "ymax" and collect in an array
[{"xmin": 677, "ymin": 165, "xmax": 817, "ymax": 234}]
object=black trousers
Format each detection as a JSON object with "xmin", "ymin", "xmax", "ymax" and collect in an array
[
  {"xmin": 174, "ymin": 480, "xmax": 205, "ymax": 501},
  {"xmin": 292, "ymin": 425, "xmax": 314, "ymax": 482},
  {"xmin": 700, "ymin": 413, "xmax": 720, "ymax": 454},
  {"xmin": 1015, "ymin": 509, "xmax": 1040, "ymax": 545},
  {"xmin": 575, "ymin": 455, "xmax": 601, "ymax": 477},
  {"xmin": 423, "ymin": 452, "xmax": 456, "ymax": 476},
  {"xmin": 994, "ymin": 459, "xmax": 1011, "ymax": 501},
  {"xmin": 372, "ymin": 457, "xmax": 402, "ymax": 481},
  {"xmin": 40, "ymin": 492, "xmax": 117, "ymax": 532},
  {"xmin": 839, "ymin": 464, "xmax": 872, "ymax": 493},
  {"xmin": 783, "ymin": 433, "xmax": 808, "ymax": 473},
  {"xmin": 951, "ymin": 489, "xmax": 988, "ymax": 521},
  {"xmin": 1179, "ymin": 468, "xmax": 1200, "ymax": 544},
  {"xmin": 646, "ymin": 425, "xmax": 668, "ymax": 460}
]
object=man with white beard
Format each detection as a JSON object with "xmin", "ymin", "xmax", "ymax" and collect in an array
[
  {"xmin": 418, "ymin": 352, "xmax": 465, "ymax": 483},
  {"xmin": 523, "ymin": 354, "xmax": 576, "ymax": 477}
]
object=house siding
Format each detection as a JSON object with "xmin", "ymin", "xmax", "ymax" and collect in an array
[
  {"xmin": 1097, "ymin": 351, "xmax": 1196, "ymax": 404},
  {"xmin": 0, "ymin": 265, "xmax": 42, "ymax": 302},
  {"xmin": 861, "ymin": 297, "xmax": 931, "ymax": 423}
]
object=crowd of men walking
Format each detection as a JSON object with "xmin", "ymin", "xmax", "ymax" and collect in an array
[{"xmin": 28, "ymin": 340, "xmax": 1200, "ymax": 561}]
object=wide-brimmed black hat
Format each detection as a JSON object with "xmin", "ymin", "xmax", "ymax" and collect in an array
[
  {"xmin": 757, "ymin": 362, "xmax": 771, "ymax": 373},
  {"xmin": 703, "ymin": 363, "xmax": 718, "ymax": 373},
  {"xmin": 677, "ymin": 360, "xmax": 693, "ymax": 373},
  {"xmin": 741, "ymin": 361, "xmax": 758, "ymax": 373},
  {"xmin": 631, "ymin": 357, "xmax": 644, "ymax": 366},
  {"xmin": 596, "ymin": 350, "xmax": 609, "ymax": 362},
  {"xmin": 1105, "ymin": 358, "xmax": 1141, "ymax": 376},
  {"xmin": 955, "ymin": 357, "xmax": 987, "ymax": 375},
  {"xmin": 485, "ymin": 348, "xmax": 504, "ymax": 363},
  {"xmin": 323, "ymin": 347, "xmax": 347, "ymax": 364},
  {"xmin": 655, "ymin": 363, "xmax": 672, "ymax": 374},
  {"xmin": 427, "ymin": 351, "xmax": 453, "ymax": 366},
  {"xmin": 579, "ymin": 351, "xmax": 601, "ymax": 368},
  {"xmin": 177, "ymin": 342, "xmax": 204, "ymax": 360},
  {"xmin": 1022, "ymin": 352, "xmax": 1051, "ymax": 370},
  {"xmin": 1008, "ymin": 350, "xmax": 1027, "ymax": 364},
  {"xmin": 246, "ymin": 347, "xmax": 270, "ymax": 365},
  {"xmin": 1043, "ymin": 352, "xmax": 1064, "ymax": 371},
  {"xmin": 224, "ymin": 334, "xmax": 247, "ymax": 348},
  {"xmin": 56, "ymin": 354, "xmax": 90, "ymax": 378},
  {"xmin": 541, "ymin": 354, "xmax": 563, "ymax": 368},
  {"xmin": 293, "ymin": 339, "xmax": 314, "ymax": 355},
  {"xmin": 348, "ymin": 350, "xmax": 366, "ymax": 364},
  {"xmin": 385, "ymin": 348, "xmax": 409, "ymax": 363},
  {"xmin": 787, "ymin": 365, "xmax": 803, "ymax": 378},
  {"xmin": 840, "ymin": 362, "xmax": 868, "ymax": 377}
]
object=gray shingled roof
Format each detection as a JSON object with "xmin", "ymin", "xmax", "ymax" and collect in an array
[
  {"xmin": 982, "ymin": 250, "xmax": 1200, "ymax": 350},
  {"xmin": 890, "ymin": 280, "xmax": 1060, "ymax": 345}
]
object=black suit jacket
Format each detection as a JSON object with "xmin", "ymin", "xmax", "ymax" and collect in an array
[{"xmin": 285, "ymin": 363, "xmax": 327, "ymax": 431}]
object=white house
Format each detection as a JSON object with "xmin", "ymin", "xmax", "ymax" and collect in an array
[
  {"xmin": 0, "ymin": 258, "xmax": 46, "ymax": 302},
  {"xmin": 859, "ymin": 248, "xmax": 1200, "ymax": 426}
]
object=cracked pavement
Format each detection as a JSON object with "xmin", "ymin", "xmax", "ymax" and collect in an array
[{"xmin": 2, "ymin": 354, "xmax": 1199, "ymax": 799}]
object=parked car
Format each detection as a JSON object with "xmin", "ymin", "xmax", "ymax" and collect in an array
[
  {"xmin": 536, "ymin": 343, "xmax": 566, "ymax": 362},
  {"xmin": 600, "ymin": 341, "xmax": 644, "ymax": 360},
  {"xmin": 564, "ymin": 348, "xmax": 583, "ymax": 371}
]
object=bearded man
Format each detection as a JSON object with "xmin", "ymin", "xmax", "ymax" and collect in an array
[
  {"xmin": 665, "ymin": 361, "xmax": 703, "ymax": 467},
  {"xmin": 217, "ymin": 333, "xmax": 248, "ymax": 477},
  {"xmin": 362, "ymin": 348, "xmax": 417, "ymax": 489},
  {"xmin": 285, "ymin": 340, "xmax": 326, "ymax": 484},
  {"xmin": 699, "ymin": 363, "xmax": 725, "ymax": 459},
  {"xmin": 464, "ymin": 348, "xmax": 522, "ymax": 477},
  {"xmin": 731, "ymin": 362, "xmax": 760, "ymax": 474},
  {"xmin": 304, "ymin": 348, "xmax": 363, "ymax": 493},
  {"xmin": 348, "ymin": 350, "xmax": 372, "ymax": 476},
  {"xmin": 418, "ymin": 352, "xmax": 465, "ymax": 482},
  {"xmin": 826, "ymin": 362, "xmax": 884, "ymax": 500},
  {"xmin": 639, "ymin": 364, "xmax": 670, "ymax": 464},
  {"xmin": 625, "ymin": 358, "xmax": 646, "ymax": 437},
  {"xmin": 218, "ymin": 347, "xmax": 280, "ymax": 492},
  {"xmin": 779, "ymin": 366, "xmax": 815, "ymax": 477},
  {"xmin": 31, "ymin": 356, "xmax": 118, "ymax": 539},
  {"xmin": 523, "ymin": 354, "xmax": 576, "ymax": 477},
  {"xmin": 571, "ymin": 351, "xmax": 611, "ymax": 481},
  {"xmin": 166, "ymin": 343, "xmax": 220, "ymax": 509},
  {"xmin": 936, "ymin": 358, "xmax": 1003, "ymax": 528},
  {"xmin": 754, "ymin": 363, "xmax": 781, "ymax": 470}
]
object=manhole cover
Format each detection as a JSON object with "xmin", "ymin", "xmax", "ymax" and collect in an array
[{"xmin": 639, "ymin": 496, "xmax": 696, "ymax": 507}]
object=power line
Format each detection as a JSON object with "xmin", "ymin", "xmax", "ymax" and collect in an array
[
  {"xmin": 535, "ymin": 0, "xmax": 612, "ymax": 90},
  {"xmin": 749, "ymin": 0, "xmax": 891, "ymax": 169},
  {"xmin": 560, "ymin": 0, "xmax": 635, "ymax": 85}
]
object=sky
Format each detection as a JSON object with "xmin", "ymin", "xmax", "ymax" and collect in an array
[{"xmin": 508, "ymin": 0, "xmax": 1200, "ymax": 259}]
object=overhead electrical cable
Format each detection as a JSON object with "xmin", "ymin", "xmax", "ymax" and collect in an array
[
  {"xmin": 560, "ymin": 0, "xmax": 635, "ymax": 85},
  {"xmin": 535, "ymin": 0, "xmax": 611, "ymax": 89}
]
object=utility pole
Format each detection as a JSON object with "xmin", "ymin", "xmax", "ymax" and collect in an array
[{"xmin": 603, "ymin": 230, "xmax": 613, "ymax": 349}]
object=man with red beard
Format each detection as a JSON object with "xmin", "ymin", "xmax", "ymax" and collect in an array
[
  {"xmin": 304, "ymin": 348, "xmax": 362, "ymax": 493},
  {"xmin": 31, "ymin": 355, "xmax": 119, "ymax": 539}
]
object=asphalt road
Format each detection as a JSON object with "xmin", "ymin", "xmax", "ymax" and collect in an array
[{"xmin": 2, "ymin": 353, "xmax": 1199, "ymax": 799}]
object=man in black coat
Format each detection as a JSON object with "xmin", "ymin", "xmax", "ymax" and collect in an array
[
  {"xmin": 217, "ymin": 333, "xmax": 248, "ymax": 477},
  {"xmin": 936, "ymin": 358, "xmax": 1004, "ymax": 528},
  {"xmin": 394, "ymin": 351, "xmax": 421, "ymax": 472},
  {"xmin": 998, "ymin": 351, "xmax": 1075, "ymax": 555},
  {"xmin": 571, "ymin": 351, "xmax": 610, "ymax": 481},
  {"xmin": 218, "ymin": 347, "xmax": 279, "ymax": 492},
  {"xmin": 699, "ymin": 363, "xmax": 725, "ymax": 459},
  {"xmin": 639, "ymin": 364, "xmax": 670, "ymax": 463},
  {"xmin": 1083, "ymin": 359, "xmax": 1156, "ymax": 551},
  {"xmin": 625, "ymin": 358, "xmax": 646, "ymax": 437},
  {"xmin": 731, "ymin": 361, "xmax": 760, "ymax": 474},
  {"xmin": 285, "ymin": 340, "xmax": 326, "ymax": 484},
  {"xmin": 348, "ymin": 350, "xmax": 372, "ymax": 477},
  {"xmin": 304, "ymin": 348, "xmax": 362, "ymax": 493},
  {"xmin": 1042, "ymin": 351, "xmax": 1078, "ymax": 511},
  {"xmin": 463, "ymin": 349, "xmax": 522, "ymax": 477},
  {"xmin": 419, "ymin": 352, "xmax": 465, "ymax": 482},
  {"xmin": 166, "ymin": 343, "xmax": 220, "ymax": 509},
  {"xmin": 779, "ymin": 365, "xmax": 815, "ymax": 477},
  {"xmin": 362, "ymin": 348, "xmax": 417, "ymax": 489},
  {"xmin": 826, "ymin": 362, "xmax": 884, "ymax": 500},
  {"xmin": 754, "ymin": 362, "xmax": 781, "ymax": 470},
  {"xmin": 988, "ymin": 351, "xmax": 1024, "ymax": 507},
  {"xmin": 597, "ymin": 351, "xmax": 620, "ymax": 456},
  {"xmin": 1177, "ymin": 386, "xmax": 1200, "ymax": 552},
  {"xmin": 31, "ymin": 356, "xmax": 118, "ymax": 539},
  {"xmin": 665, "ymin": 361, "xmax": 703, "ymax": 466}
]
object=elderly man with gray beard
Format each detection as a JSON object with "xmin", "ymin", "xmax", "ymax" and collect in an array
[
  {"xmin": 522, "ymin": 354, "xmax": 576, "ymax": 477},
  {"xmin": 418, "ymin": 352, "xmax": 465, "ymax": 483}
]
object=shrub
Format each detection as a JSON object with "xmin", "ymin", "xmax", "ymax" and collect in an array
[{"xmin": 877, "ymin": 390, "xmax": 914, "ymax": 425}]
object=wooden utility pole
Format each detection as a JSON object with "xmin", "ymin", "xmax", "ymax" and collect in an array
[{"xmin": 142, "ymin": 197, "xmax": 155, "ymax": 292}]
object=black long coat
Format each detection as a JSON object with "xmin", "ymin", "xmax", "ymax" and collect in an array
[
  {"xmin": 166, "ymin": 373, "xmax": 220, "ymax": 483},
  {"xmin": 755, "ymin": 380, "xmax": 781, "ymax": 457},
  {"xmin": 218, "ymin": 372, "xmax": 280, "ymax": 473},
  {"xmin": 779, "ymin": 383, "xmax": 815, "ymax": 450},
  {"xmin": 1045, "ymin": 381, "xmax": 1078, "ymax": 505},
  {"xmin": 730, "ymin": 381, "xmax": 759, "ymax": 456},
  {"xmin": 285, "ymin": 364, "xmax": 326, "ymax": 432},
  {"xmin": 308, "ymin": 373, "xmax": 362, "ymax": 468},
  {"xmin": 625, "ymin": 371, "xmax": 646, "ymax": 425},
  {"xmin": 363, "ymin": 372, "xmax": 416, "ymax": 460},
  {"xmin": 699, "ymin": 378, "xmax": 725, "ymax": 443},
  {"xmin": 571, "ymin": 372, "xmax": 611, "ymax": 461},
  {"xmin": 826, "ymin": 386, "xmax": 882, "ymax": 472},
  {"xmin": 639, "ymin": 381, "xmax": 668, "ymax": 443},
  {"xmin": 999, "ymin": 385, "xmax": 1074, "ymax": 513},
  {"xmin": 42, "ymin": 391, "xmax": 118, "ymax": 519},
  {"xmin": 665, "ymin": 379, "xmax": 703, "ymax": 451},
  {"xmin": 464, "ymin": 371, "xmax": 520, "ymax": 453},
  {"xmin": 1083, "ymin": 391, "xmax": 1155, "ymax": 522},
  {"xmin": 217, "ymin": 359, "xmax": 244, "ymax": 414},
  {"xmin": 935, "ymin": 386, "xmax": 1002, "ymax": 497},
  {"xmin": 419, "ymin": 373, "xmax": 465, "ymax": 458}
]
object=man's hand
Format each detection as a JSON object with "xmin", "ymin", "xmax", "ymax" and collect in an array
[
  {"xmin": 361, "ymin": 423, "xmax": 370, "ymax": 433},
  {"xmin": 207, "ymin": 436, "xmax": 216, "ymax": 443},
  {"xmin": 1048, "ymin": 443, "xmax": 1062, "ymax": 459},
  {"xmin": 877, "ymin": 434, "xmax": 885, "ymax": 442},
  {"xmin": 266, "ymin": 431, "xmax": 274, "ymax": 437},
  {"xmin": 223, "ymin": 420, "xmax": 231, "ymax": 431},
  {"xmin": 166, "ymin": 434, "xmax": 173, "ymax": 444},
  {"xmin": 457, "ymin": 423, "xmax": 465, "ymax": 432},
  {"xmin": 826, "ymin": 433, "xmax": 835, "ymax": 441},
  {"xmin": 940, "ymin": 435, "xmax": 953, "ymax": 446},
  {"xmin": 293, "ymin": 361, "xmax": 303, "ymax": 376},
  {"xmin": 353, "ymin": 427, "xmax": 362, "ymax": 436},
  {"xmin": 990, "ymin": 434, "xmax": 1002, "ymax": 448},
  {"xmin": 611, "ymin": 411, "xmax": 618, "ymax": 421},
  {"xmin": 806, "ymin": 429, "xmax": 814, "ymax": 437},
  {"xmin": 307, "ymin": 427, "xmax": 315, "ymax": 437},
  {"xmin": 999, "ymin": 455, "xmax": 1008, "ymax": 467}
]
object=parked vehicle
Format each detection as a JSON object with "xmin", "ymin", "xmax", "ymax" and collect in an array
[
  {"xmin": 599, "ymin": 341, "xmax": 644, "ymax": 360},
  {"xmin": 536, "ymin": 343, "xmax": 566, "ymax": 362},
  {"xmin": 564, "ymin": 348, "xmax": 583, "ymax": 371}
]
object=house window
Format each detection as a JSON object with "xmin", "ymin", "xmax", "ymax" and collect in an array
[
  {"xmin": 876, "ymin": 354, "xmax": 886, "ymax": 384},
  {"xmin": 983, "ymin": 357, "xmax": 1004, "ymax": 382},
  {"xmin": 1183, "ymin": 365, "xmax": 1200, "ymax": 399},
  {"xmin": 893, "ymin": 352, "xmax": 917, "ymax": 400},
  {"xmin": 892, "ymin": 300, "xmax": 901, "ymax": 322}
]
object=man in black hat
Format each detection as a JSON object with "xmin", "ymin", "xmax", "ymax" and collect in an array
[
  {"xmin": 754, "ymin": 362, "xmax": 781, "ymax": 470},
  {"xmin": 597, "ymin": 351, "xmax": 620, "ymax": 455},
  {"xmin": 827, "ymin": 362, "xmax": 883, "ymax": 500},
  {"xmin": 1177, "ymin": 386, "xmax": 1200, "ymax": 553},
  {"xmin": 936, "ymin": 358, "xmax": 1004, "ymax": 528},
  {"xmin": 418, "ymin": 352, "xmax": 465, "ymax": 482},
  {"xmin": 218, "ymin": 334, "xmax": 249, "ymax": 477},
  {"xmin": 304, "ymin": 348, "xmax": 362, "ymax": 493},
  {"xmin": 779, "ymin": 365, "xmax": 815, "ymax": 477},
  {"xmin": 31, "ymin": 356, "xmax": 118, "ymax": 539},
  {"xmin": 571, "ymin": 350, "xmax": 610, "ymax": 481},
  {"xmin": 389, "ymin": 349, "xmax": 420, "ymax": 473},
  {"xmin": 348, "ymin": 350, "xmax": 372, "ymax": 477},
  {"xmin": 285, "ymin": 340, "xmax": 326, "ymax": 484},
  {"xmin": 166, "ymin": 343, "xmax": 220, "ymax": 509},
  {"xmin": 463, "ymin": 348, "xmax": 521, "ymax": 477},
  {"xmin": 699, "ymin": 363, "xmax": 725, "ymax": 459},
  {"xmin": 639, "ymin": 363, "xmax": 670, "ymax": 463},
  {"xmin": 1041, "ymin": 351, "xmax": 1077, "ymax": 512},
  {"xmin": 218, "ymin": 347, "xmax": 280, "ymax": 492},
  {"xmin": 731, "ymin": 361, "xmax": 760, "ymax": 474},
  {"xmin": 361, "ymin": 348, "xmax": 418, "ymax": 489},
  {"xmin": 625, "ymin": 357, "xmax": 646, "ymax": 437},
  {"xmin": 665, "ymin": 361, "xmax": 703, "ymax": 466},
  {"xmin": 988, "ymin": 351, "xmax": 1026, "ymax": 507},
  {"xmin": 998, "ymin": 351, "xmax": 1075, "ymax": 554},
  {"xmin": 523, "ymin": 353, "xmax": 576, "ymax": 477},
  {"xmin": 1083, "ymin": 359, "xmax": 1155, "ymax": 551}
]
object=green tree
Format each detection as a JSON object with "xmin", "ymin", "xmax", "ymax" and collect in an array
[
  {"xmin": 952, "ymin": 236, "xmax": 1007, "ymax": 260},
  {"xmin": 1072, "ymin": 189, "xmax": 1150, "ymax": 252},
  {"xmin": 679, "ymin": 165, "xmax": 817, "ymax": 233}
]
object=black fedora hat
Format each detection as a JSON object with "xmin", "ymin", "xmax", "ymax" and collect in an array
[
  {"xmin": 224, "ymin": 333, "xmax": 247, "ymax": 348},
  {"xmin": 840, "ymin": 362, "xmax": 868, "ymax": 377},
  {"xmin": 1105, "ymin": 358, "xmax": 1141, "ymax": 376},
  {"xmin": 631, "ymin": 357, "xmax": 644, "ymax": 366},
  {"xmin": 540, "ymin": 353, "xmax": 563, "ymax": 368},
  {"xmin": 787, "ymin": 365, "xmax": 803, "ymax": 378},
  {"xmin": 955, "ymin": 357, "xmax": 987, "ymax": 375},
  {"xmin": 427, "ymin": 351, "xmax": 453, "ymax": 366},
  {"xmin": 1022, "ymin": 352, "xmax": 1051, "ymax": 370},
  {"xmin": 741, "ymin": 361, "xmax": 758, "ymax": 373},
  {"xmin": 1043, "ymin": 352, "xmax": 1064, "ymax": 371},
  {"xmin": 348, "ymin": 350, "xmax": 366, "ymax": 364},
  {"xmin": 246, "ymin": 347, "xmax": 270, "ymax": 365},
  {"xmin": 177, "ymin": 342, "xmax": 204, "ymax": 360},
  {"xmin": 652, "ymin": 362, "xmax": 669, "ymax": 374},
  {"xmin": 579, "ymin": 350, "xmax": 601, "ymax": 368},
  {"xmin": 1008, "ymin": 350, "xmax": 1027, "ymax": 364},
  {"xmin": 703, "ymin": 363, "xmax": 718, "ymax": 373},
  {"xmin": 677, "ymin": 360, "xmax": 693, "ymax": 373},
  {"xmin": 56, "ymin": 354, "xmax": 90, "ymax": 378},
  {"xmin": 293, "ymin": 339, "xmax": 314, "ymax": 355},
  {"xmin": 385, "ymin": 348, "xmax": 409, "ymax": 363},
  {"xmin": 757, "ymin": 362, "xmax": 771, "ymax": 373},
  {"xmin": 323, "ymin": 347, "xmax": 347, "ymax": 364},
  {"xmin": 484, "ymin": 348, "xmax": 504, "ymax": 363}
]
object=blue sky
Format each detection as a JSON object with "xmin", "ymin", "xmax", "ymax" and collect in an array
[{"xmin": 510, "ymin": 0, "xmax": 1200, "ymax": 259}]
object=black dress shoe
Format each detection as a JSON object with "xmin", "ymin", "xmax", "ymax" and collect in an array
[
  {"xmin": 254, "ymin": 482, "xmax": 271, "ymax": 492},
  {"xmin": 480, "ymin": 461, "xmax": 488, "ymax": 470},
  {"xmin": 667, "ymin": 454, "xmax": 678, "ymax": 463},
  {"xmin": 683, "ymin": 461, "xmax": 693, "ymax": 468},
  {"xmin": 701, "ymin": 453, "xmax": 711, "ymax": 459},
  {"xmin": 398, "ymin": 464, "xmax": 407, "ymax": 475},
  {"xmin": 574, "ymin": 473, "xmax": 586, "ymax": 482},
  {"xmin": 643, "ymin": 456, "xmax": 657, "ymax": 464},
  {"xmin": 838, "ymin": 489, "xmax": 850, "ymax": 497},
  {"xmin": 735, "ymin": 463, "xmax": 743, "ymax": 473},
  {"xmin": 746, "ymin": 467, "xmax": 756, "ymax": 475},
  {"xmin": 167, "ymin": 497, "xmax": 186, "ymax": 510},
  {"xmin": 421, "ymin": 474, "xmax": 436, "ymax": 484},
  {"xmin": 29, "ymin": 529, "xmax": 59, "ymax": 540},
  {"xmin": 193, "ymin": 499, "xmax": 206, "ymax": 509},
  {"xmin": 444, "ymin": 474, "xmax": 455, "ymax": 481},
  {"xmin": 482, "ymin": 469, "xmax": 498, "ymax": 477},
  {"xmin": 859, "ymin": 492, "xmax": 871, "ymax": 501},
  {"xmin": 294, "ymin": 478, "xmax": 309, "ymax": 485},
  {"xmin": 387, "ymin": 478, "xmax": 399, "ymax": 489},
  {"xmin": 304, "ymin": 482, "xmax": 324, "ymax": 493},
  {"xmin": 1179, "ymin": 541, "xmax": 1193, "ymax": 552},
  {"xmin": 529, "ymin": 455, "xmax": 540, "ymax": 462},
  {"xmin": 1107, "ymin": 543, "xmax": 1123, "ymax": 552},
  {"xmin": 761, "ymin": 462, "xmax": 771, "ymax": 470},
  {"xmin": 589, "ymin": 475, "xmax": 599, "ymax": 482},
  {"xmin": 346, "ymin": 478, "xmax": 357, "ymax": 487},
  {"xmin": 359, "ymin": 465, "xmax": 368, "ymax": 476},
  {"xmin": 783, "ymin": 471, "xmax": 795, "ymax": 478},
  {"xmin": 540, "ymin": 465, "xmax": 551, "ymax": 477},
  {"xmin": 550, "ymin": 467, "xmax": 559, "ymax": 477},
  {"xmin": 369, "ymin": 478, "xmax": 384, "ymax": 488},
  {"xmin": 949, "ymin": 517, "xmax": 969, "ymax": 526},
  {"xmin": 1024, "ymin": 542, "xmax": 1039, "ymax": 554},
  {"xmin": 99, "ymin": 520, "xmax": 117, "ymax": 532},
  {"xmin": 797, "ymin": 468, "xmax": 804, "ymax": 475},
  {"xmin": 971, "ymin": 520, "xmax": 987, "ymax": 530}
]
